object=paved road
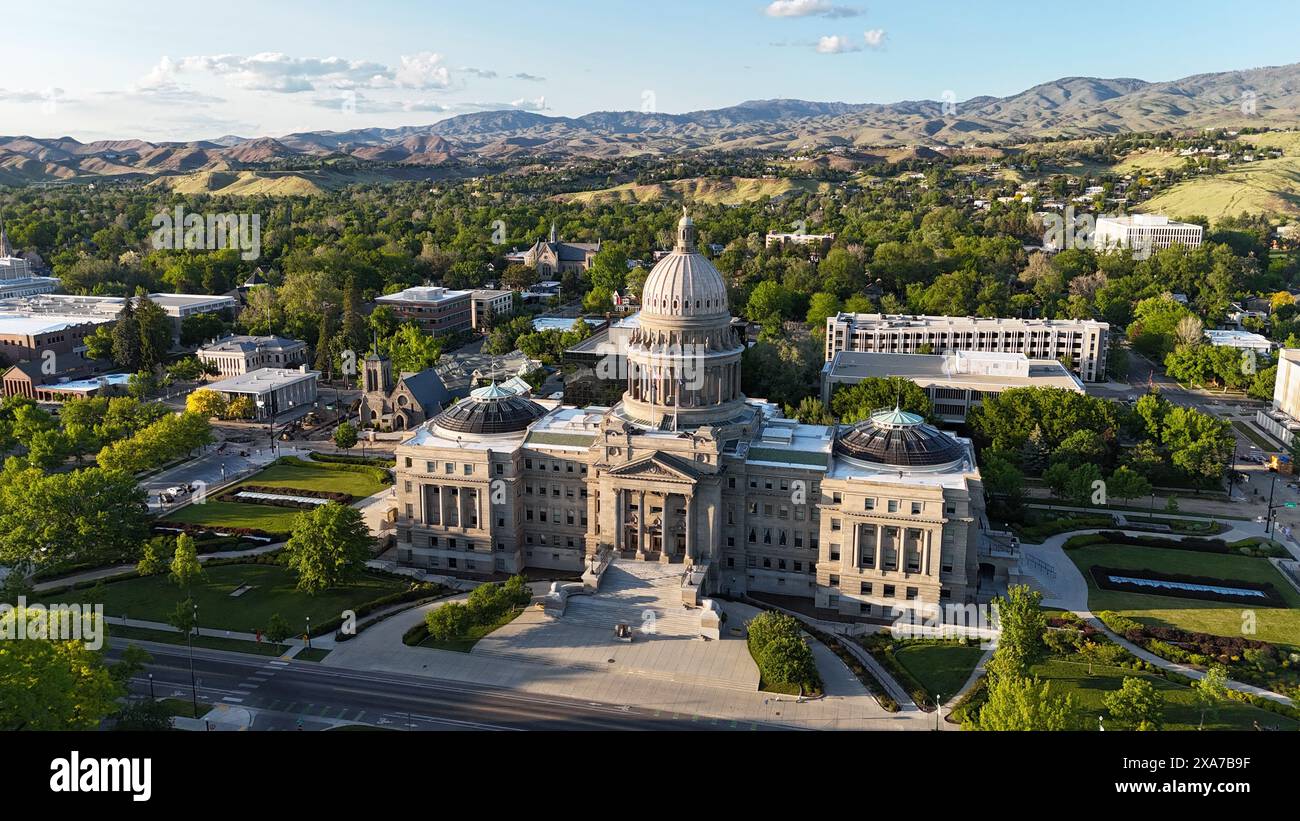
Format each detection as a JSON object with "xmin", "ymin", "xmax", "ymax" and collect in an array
[{"xmin": 111, "ymin": 640, "xmax": 778, "ymax": 731}]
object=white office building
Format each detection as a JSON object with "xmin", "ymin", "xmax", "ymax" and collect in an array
[
  {"xmin": 204, "ymin": 366, "xmax": 319, "ymax": 420},
  {"xmin": 1204, "ymin": 329, "xmax": 1272, "ymax": 356},
  {"xmin": 1094, "ymin": 214, "xmax": 1203, "ymax": 253},
  {"xmin": 1257, "ymin": 348, "xmax": 1300, "ymax": 445},
  {"xmin": 821, "ymin": 350, "xmax": 1084, "ymax": 422},
  {"xmin": 825, "ymin": 313, "xmax": 1110, "ymax": 382}
]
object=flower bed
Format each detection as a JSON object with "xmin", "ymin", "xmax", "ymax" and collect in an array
[
  {"xmin": 1089, "ymin": 565, "xmax": 1286, "ymax": 607},
  {"xmin": 216, "ymin": 484, "xmax": 353, "ymax": 509}
]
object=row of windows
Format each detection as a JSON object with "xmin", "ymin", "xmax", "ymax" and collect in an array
[
  {"xmin": 523, "ymin": 457, "xmax": 588, "ymax": 475},
  {"xmin": 524, "ymin": 507, "xmax": 587, "ymax": 526},
  {"xmin": 525, "ymin": 482, "xmax": 586, "ymax": 499}
]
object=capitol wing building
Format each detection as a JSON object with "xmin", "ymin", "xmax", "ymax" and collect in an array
[{"xmin": 393, "ymin": 212, "xmax": 1019, "ymax": 619}]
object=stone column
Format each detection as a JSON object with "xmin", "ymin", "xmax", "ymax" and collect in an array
[
  {"xmin": 684, "ymin": 494, "xmax": 695, "ymax": 563},
  {"xmin": 873, "ymin": 525, "xmax": 883, "ymax": 572},
  {"xmin": 636, "ymin": 489, "xmax": 647, "ymax": 559},
  {"xmin": 844, "ymin": 521, "xmax": 858, "ymax": 573},
  {"xmin": 614, "ymin": 488, "xmax": 624, "ymax": 552}
]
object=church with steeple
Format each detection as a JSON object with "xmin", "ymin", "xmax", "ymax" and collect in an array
[
  {"xmin": 520, "ymin": 222, "xmax": 600, "ymax": 279},
  {"xmin": 391, "ymin": 211, "xmax": 1020, "ymax": 622}
]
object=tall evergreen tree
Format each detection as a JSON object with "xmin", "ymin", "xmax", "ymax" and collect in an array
[
  {"xmin": 133, "ymin": 292, "xmax": 173, "ymax": 369},
  {"xmin": 110, "ymin": 300, "xmax": 141, "ymax": 370}
]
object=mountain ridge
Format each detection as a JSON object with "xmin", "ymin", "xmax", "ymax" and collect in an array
[{"xmin": 4, "ymin": 62, "xmax": 1299, "ymax": 185}]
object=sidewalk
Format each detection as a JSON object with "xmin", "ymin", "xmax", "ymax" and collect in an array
[
  {"xmin": 32, "ymin": 541, "xmax": 284, "ymax": 593},
  {"xmin": 1016, "ymin": 527, "xmax": 1296, "ymax": 706}
]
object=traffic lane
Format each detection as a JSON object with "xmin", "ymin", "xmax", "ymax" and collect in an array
[{"xmin": 111, "ymin": 639, "xmax": 772, "ymax": 731}]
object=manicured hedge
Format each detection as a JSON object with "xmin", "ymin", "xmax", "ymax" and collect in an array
[
  {"xmin": 310, "ymin": 451, "xmax": 396, "ymax": 469},
  {"xmin": 275, "ymin": 455, "xmax": 392, "ymax": 485},
  {"xmin": 153, "ymin": 521, "xmax": 287, "ymax": 541},
  {"xmin": 1083, "ymin": 531, "xmax": 1286, "ymax": 558},
  {"xmin": 1089, "ymin": 565, "xmax": 1286, "ymax": 607}
]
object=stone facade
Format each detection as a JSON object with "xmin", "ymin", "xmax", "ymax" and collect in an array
[{"xmin": 391, "ymin": 212, "xmax": 1013, "ymax": 617}]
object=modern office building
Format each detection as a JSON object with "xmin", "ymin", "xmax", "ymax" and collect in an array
[
  {"xmin": 821, "ymin": 350, "xmax": 1084, "ymax": 422},
  {"xmin": 375, "ymin": 286, "xmax": 473, "ymax": 336},
  {"xmin": 197, "ymin": 334, "xmax": 308, "ymax": 377},
  {"xmin": 0, "ymin": 292, "xmax": 236, "ymax": 342},
  {"xmin": 1204, "ymin": 328, "xmax": 1272, "ymax": 356},
  {"xmin": 469, "ymin": 289, "xmax": 514, "ymax": 329},
  {"xmin": 1257, "ymin": 348, "xmax": 1300, "ymax": 445},
  {"xmin": 390, "ymin": 212, "xmax": 1020, "ymax": 620},
  {"xmin": 203, "ymin": 366, "xmax": 319, "ymax": 420},
  {"xmin": 1094, "ymin": 214, "xmax": 1204, "ymax": 252},
  {"xmin": 824, "ymin": 312, "xmax": 1110, "ymax": 382}
]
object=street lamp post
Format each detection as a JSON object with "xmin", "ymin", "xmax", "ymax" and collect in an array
[
  {"xmin": 306, "ymin": 616, "xmax": 311, "ymax": 650},
  {"xmin": 935, "ymin": 694, "xmax": 943, "ymax": 731},
  {"xmin": 1267, "ymin": 474, "xmax": 1278, "ymax": 535},
  {"xmin": 187, "ymin": 603, "xmax": 198, "ymax": 718},
  {"xmin": 148, "ymin": 672, "xmax": 154, "ymax": 700}
]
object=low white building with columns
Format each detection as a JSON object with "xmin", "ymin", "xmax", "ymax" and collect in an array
[{"xmin": 391, "ymin": 211, "xmax": 1016, "ymax": 619}]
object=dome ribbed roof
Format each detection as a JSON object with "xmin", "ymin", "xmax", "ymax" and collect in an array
[
  {"xmin": 432, "ymin": 384, "xmax": 545, "ymax": 434},
  {"xmin": 640, "ymin": 210, "xmax": 729, "ymax": 319},
  {"xmin": 835, "ymin": 406, "xmax": 966, "ymax": 468}
]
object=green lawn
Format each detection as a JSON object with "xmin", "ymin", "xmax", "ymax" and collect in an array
[
  {"xmin": 162, "ymin": 499, "xmax": 300, "ymax": 533},
  {"xmin": 234, "ymin": 460, "xmax": 387, "ymax": 498},
  {"xmin": 1029, "ymin": 657, "xmax": 1298, "ymax": 731},
  {"xmin": 893, "ymin": 643, "xmax": 986, "ymax": 702},
  {"xmin": 295, "ymin": 647, "xmax": 332, "ymax": 662},
  {"xmin": 419, "ymin": 607, "xmax": 525, "ymax": 653},
  {"xmin": 1066, "ymin": 543, "xmax": 1300, "ymax": 649},
  {"xmin": 63, "ymin": 564, "xmax": 409, "ymax": 635},
  {"xmin": 160, "ymin": 459, "xmax": 388, "ymax": 533}
]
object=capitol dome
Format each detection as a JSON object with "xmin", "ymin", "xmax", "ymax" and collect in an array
[
  {"xmin": 640, "ymin": 208, "xmax": 729, "ymax": 319},
  {"xmin": 431, "ymin": 383, "xmax": 546, "ymax": 435},
  {"xmin": 834, "ymin": 407, "xmax": 968, "ymax": 470}
]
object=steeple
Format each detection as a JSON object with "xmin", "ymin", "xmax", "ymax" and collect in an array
[
  {"xmin": 548, "ymin": 221, "xmax": 557, "ymax": 243},
  {"xmin": 675, "ymin": 206, "xmax": 696, "ymax": 252}
]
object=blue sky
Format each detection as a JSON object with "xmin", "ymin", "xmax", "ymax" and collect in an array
[{"xmin": 4, "ymin": 0, "xmax": 1298, "ymax": 141}]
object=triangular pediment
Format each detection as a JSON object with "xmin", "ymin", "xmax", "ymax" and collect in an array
[{"xmin": 607, "ymin": 452, "xmax": 701, "ymax": 481}]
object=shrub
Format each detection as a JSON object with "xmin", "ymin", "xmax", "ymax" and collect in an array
[
  {"xmin": 746, "ymin": 611, "xmax": 822, "ymax": 696},
  {"xmin": 425, "ymin": 602, "xmax": 471, "ymax": 641}
]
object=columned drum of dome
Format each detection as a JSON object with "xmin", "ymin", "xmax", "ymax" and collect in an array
[
  {"xmin": 431, "ymin": 382, "xmax": 546, "ymax": 435},
  {"xmin": 620, "ymin": 209, "xmax": 747, "ymax": 429},
  {"xmin": 834, "ymin": 406, "xmax": 968, "ymax": 470}
]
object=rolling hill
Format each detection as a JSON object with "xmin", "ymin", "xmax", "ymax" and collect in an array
[{"xmin": 5, "ymin": 61, "xmax": 1300, "ymax": 190}]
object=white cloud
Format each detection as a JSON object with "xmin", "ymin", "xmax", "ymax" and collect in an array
[
  {"xmin": 863, "ymin": 28, "xmax": 886, "ymax": 48},
  {"xmin": 393, "ymin": 52, "xmax": 452, "ymax": 90},
  {"xmin": 509, "ymin": 95, "xmax": 547, "ymax": 111},
  {"xmin": 815, "ymin": 35, "xmax": 861, "ymax": 54},
  {"xmin": 512, "ymin": 72, "xmax": 546, "ymax": 82},
  {"xmin": 765, "ymin": 0, "xmax": 862, "ymax": 18},
  {"xmin": 461, "ymin": 67, "xmax": 498, "ymax": 79},
  {"xmin": 153, "ymin": 52, "xmax": 393, "ymax": 93}
]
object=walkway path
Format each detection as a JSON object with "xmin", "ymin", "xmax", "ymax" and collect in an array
[
  {"xmin": 1015, "ymin": 527, "xmax": 1295, "ymax": 707},
  {"xmin": 323, "ymin": 578, "xmax": 926, "ymax": 730}
]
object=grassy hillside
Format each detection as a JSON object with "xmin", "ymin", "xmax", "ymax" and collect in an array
[
  {"xmin": 556, "ymin": 175, "xmax": 828, "ymax": 205},
  {"xmin": 1136, "ymin": 156, "xmax": 1300, "ymax": 220}
]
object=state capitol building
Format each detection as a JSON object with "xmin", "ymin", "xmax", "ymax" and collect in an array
[{"xmin": 392, "ymin": 212, "xmax": 1019, "ymax": 620}]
